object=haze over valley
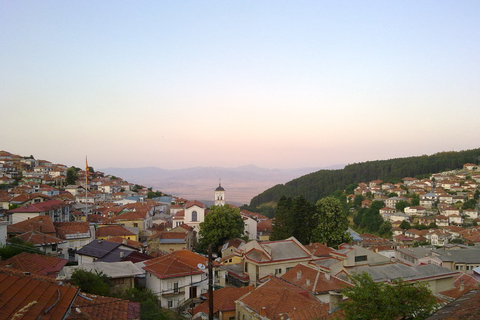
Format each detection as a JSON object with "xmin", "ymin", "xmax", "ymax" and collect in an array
[{"xmin": 101, "ymin": 164, "xmax": 341, "ymax": 204}]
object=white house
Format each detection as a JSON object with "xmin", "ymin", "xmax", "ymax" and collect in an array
[{"xmin": 143, "ymin": 250, "xmax": 209, "ymax": 309}]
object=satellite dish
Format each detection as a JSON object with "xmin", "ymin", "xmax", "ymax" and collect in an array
[{"xmin": 197, "ymin": 263, "xmax": 206, "ymax": 270}]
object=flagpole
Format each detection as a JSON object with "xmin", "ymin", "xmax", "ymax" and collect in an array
[{"xmin": 86, "ymin": 156, "xmax": 88, "ymax": 217}]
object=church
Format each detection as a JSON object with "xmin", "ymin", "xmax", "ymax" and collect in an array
[{"xmin": 172, "ymin": 182, "xmax": 226, "ymax": 231}]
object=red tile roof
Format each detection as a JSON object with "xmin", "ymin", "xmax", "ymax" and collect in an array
[
  {"xmin": 96, "ymin": 225, "xmax": 135, "ymax": 238},
  {"xmin": 185, "ymin": 200, "xmax": 206, "ymax": 209},
  {"xmin": 7, "ymin": 199, "xmax": 68, "ymax": 214},
  {"xmin": 7, "ymin": 215, "xmax": 56, "ymax": 234},
  {"xmin": 281, "ymin": 263, "xmax": 351, "ymax": 294},
  {"xmin": 0, "ymin": 252, "xmax": 68, "ymax": 278},
  {"xmin": 12, "ymin": 230, "xmax": 65, "ymax": 246},
  {"xmin": 68, "ymin": 292, "xmax": 140, "ymax": 320},
  {"xmin": 0, "ymin": 268, "xmax": 79, "ymax": 320},
  {"xmin": 238, "ymin": 276, "xmax": 335, "ymax": 320},
  {"xmin": 192, "ymin": 286, "xmax": 250, "ymax": 315},
  {"xmin": 304, "ymin": 243, "xmax": 335, "ymax": 257},
  {"xmin": 54, "ymin": 222, "xmax": 90, "ymax": 240},
  {"xmin": 143, "ymin": 250, "xmax": 208, "ymax": 279}
]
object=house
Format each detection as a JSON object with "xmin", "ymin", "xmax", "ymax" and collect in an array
[
  {"xmin": 235, "ymin": 276, "xmax": 337, "ymax": 320},
  {"xmin": 431, "ymin": 247, "xmax": 480, "ymax": 274},
  {"xmin": 7, "ymin": 214, "xmax": 56, "ymax": 238},
  {"xmin": 404, "ymin": 206, "xmax": 427, "ymax": 216},
  {"xmin": 0, "ymin": 252, "xmax": 68, "ymax": 278},
  {"xmin": 256, "ymin": 218, "xmax": 273, "ymax": 241},
  {"xmin": 396, "ymin": 247, "xmax": 436, "ymax": 266},
  {"xmin": 191, "ymin": 286, "xmax": 251, "ymax": 320},
  {"xmin": 5, "ymin": 199, "xmax": 70, "ymax": 224},
  {"xmin": 172, "ymin": 200, "xmax": 207, "ymax": 232},
  {"xmin": 241, "ymin": 237, "xmax": 313, "ymax": 285},
  {"xmin": 148, "ymin": 224, "xmax": 196, "ymax": 254},
  {"xmin": 53, "ymin": 222, "xmax": 95, "ymax": 261},
  {"xmin": 448, "ymin": 214, "xmax": 463, "ymax": 225},
  {"xmin": 96, "ymin": 224, "xmax": 138, "ymax": 242},
  {"xmin": 425, "ymin": 289, "xmax": 480, "ymax": 319},
  {"xmin": 105, "ymin": 210, "xmax": 151, "ymax": 241},
  {"xmin": 280, "ymin": 263, "xmax": 352, "ymax": 303},
  {"xmin": 57, "ymin": 261, "xmax": 143, "ymax": 294},
  {"xmin": 348, "ymin": 262, "xmax": 457, "ymax": 294},
  {"xmin": 385, "ymin": 196, "xmax": 408, "ymax": 209},
  {"xmin": 143, "ymin": 249, "xmax": 209, "ymax": 309},
  {"xmin": 220, "ymin": 238, "xmax": 246, "ymax": 258},
  {"xmin": 10, "ymin": 230, "xmax": 65, "ymax": 255},
  {"xmin": 76, "ymin": 239, "xmax": 139, "ymax": 264}
]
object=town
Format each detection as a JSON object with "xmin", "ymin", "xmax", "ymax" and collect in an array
[{"xmin": 1, "ymin": 150, "xmax": 480, "ymax": 319}]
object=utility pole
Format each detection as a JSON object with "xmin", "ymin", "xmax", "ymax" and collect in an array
[{"xmin": 208, "ymin": 244, "xmax": 213, "ymax": 320}]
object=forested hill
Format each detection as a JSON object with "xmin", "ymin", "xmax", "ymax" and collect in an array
[{"xmin": 249, "ymin": 148, "xmax": 480, "ymax": 207}]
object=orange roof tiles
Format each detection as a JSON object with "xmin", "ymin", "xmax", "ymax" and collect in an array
[
  {"xmin": 68, "ymin": 293, "xmax": 140, "ymax": 320},
  {"xmin": 96, "ymin": 225, "xmax": 135, "ymax": 238},
  {"xmin": 238, "ymin": 276, "xmax": 335, "ymax": 320},
  {"xmin": 0, "ymin": 268, "xmax": 79, "ymax": 320},
  {"xmin": 8, "ymin": 215, "xmax": 56, "ymax": 234},
  {"xmin": 143, "ymin": 249, "xmax": 208, "ymax": 279},
  {"xmin": 281, "ymin": 263, "xmax": 351, "ymax": 294},
  {"xmin": 0, "ymin": 252, "xmax": 68, "ymax": 278},
  {"xmin": 192, "ymin": 286, "xmax": 250, "ymax": 315},
  {"xmin": 54, "ymin": 222, "xmax": 90, "ymax": 239},
  {"xmin": 13, "ymin": 230, "xmax": 65, "ymax": 246}
]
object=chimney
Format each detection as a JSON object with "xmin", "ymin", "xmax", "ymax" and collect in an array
[
  {"xmin": 260, "ymin": 307, "xmax": 267, "ymax": 317},
  {"xmin": 120, "ymin": 252, "xmax": 124, "ymax": 259},
  {"xmin": 306, "ymin": 279, "xmax": 311, "ymax": 286},
  {"xmin": 296, "ymin": 270, "xmax": 302, "ymax": 280},
  {"xmin": 460, "ymin": 279, "xmax": 465, "ymax": 291},
  {"xmin": 249, "ymin": 284, "xmax": 255, "ymax": 292},
  {"xmin": 329, "ymin": 291, "xmax": 342, "ymax": 313},
  {"xmin": 325, "ymin": 272, "xmax": 331, "ymax": 280}
]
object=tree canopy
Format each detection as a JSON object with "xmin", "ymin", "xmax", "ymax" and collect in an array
[
  {"xmin": 66, "ymin": 167, "xmax": 78, "ymax": 185},
  {"xmin": 250, "ymin": 148, "xmax": 480, "ymax": 207},
  {"xmin": 339, "ymin": 272, "xmax": 437, "ymax": 320},
  {"xmin": 70, "ymin": 269, "xmax": 111, "ymax": 296},
  {"xmin": 311, "ymin": 197, "xmax": 351, "ymax": 248},
  {"xmin": 270, "ymin": 195, "xmax": 316, "ymax": 244},
  {"xmin": 197, "ymin": 205, "xmax": 245, "ymax": 254}
]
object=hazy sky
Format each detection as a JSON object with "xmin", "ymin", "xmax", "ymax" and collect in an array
[{"xmin": 2, "ymin": 1, "xmax": 480, "ymax": 170}]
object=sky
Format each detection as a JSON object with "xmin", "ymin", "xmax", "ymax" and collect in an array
[{"xmin": 2, "ymin": 1, "xmax": 480, "ymax": 171}]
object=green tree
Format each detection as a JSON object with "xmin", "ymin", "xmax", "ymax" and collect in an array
[
  {"xmin": 378, "ymin": 221, "xmax": 393, "ymax": 238},
  {"xmin": 66, "ymin": 166, "xmax": 78, "ymax": 185},
  {"xmin": 399, "ymin": 220, "xmax": 411, "ymax": 230},
  {"xmin": 410, "ymin": 194, "xmax": 420, "ymax": 206},
  {"xmin": 270, "ymin": 196, "xmax": 294, "ymax": 241},
  {"xmin": 353, "ymin": 194, "xmax": 365, "ymax": 208},
  {"xmin": 395, "ymin": 200, "xmax": 409, "ymax": 212},
  {"xmin": 70, "ymin": 269, "xmax": 111, "ymax": 296},
  {"xmin": 311, "ymin": 197, "xmax": 352, "ymax": 248},
  {"xmin": 197, "ymin": 205, "xmax": 244, "ymax": 254},
  {"xmin": 121, "ymin": 287, "xmax": 169, "ymax": 320},
  {"xmin": 339, "ymin": 272, "xmax": 437, "ymax": 320},
  {"xmin": 0, "ymin": 238, "xmax": 43, "ymax": 259}
]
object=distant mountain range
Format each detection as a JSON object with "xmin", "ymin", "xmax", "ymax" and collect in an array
[{"xmin": 100, "ymin": 164, "xmax": 344, "ymax": 205}]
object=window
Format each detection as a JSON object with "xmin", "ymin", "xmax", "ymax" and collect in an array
[
  {"xmin": 133, "ymin": 223, "xmax": 138, "ymax": 228},
  {"xmin": 275, "ymin": 268, "xmax": 282, "ymax": 275},
  {"xmin": 168, "ymin": 300, "xmax": 173, "ymax": 308},
  {"xmin": 173, "ymin": 282, "xmax": 179, "ymax": 293},
  {"xmin": 244, "ymin": 263, "xmax": 248, "ymax": 272},
  {"xmin": 192, "ymin": 211, "xmax": 197, "ymax": 222},
  {"xmin": 355, "ymin": 255, "xmax": 368, "ymax": 262}
]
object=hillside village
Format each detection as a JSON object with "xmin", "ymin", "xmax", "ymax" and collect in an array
[{"xmin": 1, "ymin": 150, "xmax": 480, "ymax": 319}]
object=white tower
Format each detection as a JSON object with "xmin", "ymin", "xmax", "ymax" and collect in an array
[{"xmin": 214, "ymin": 180, "xmax": 225, "ymax": 206}]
